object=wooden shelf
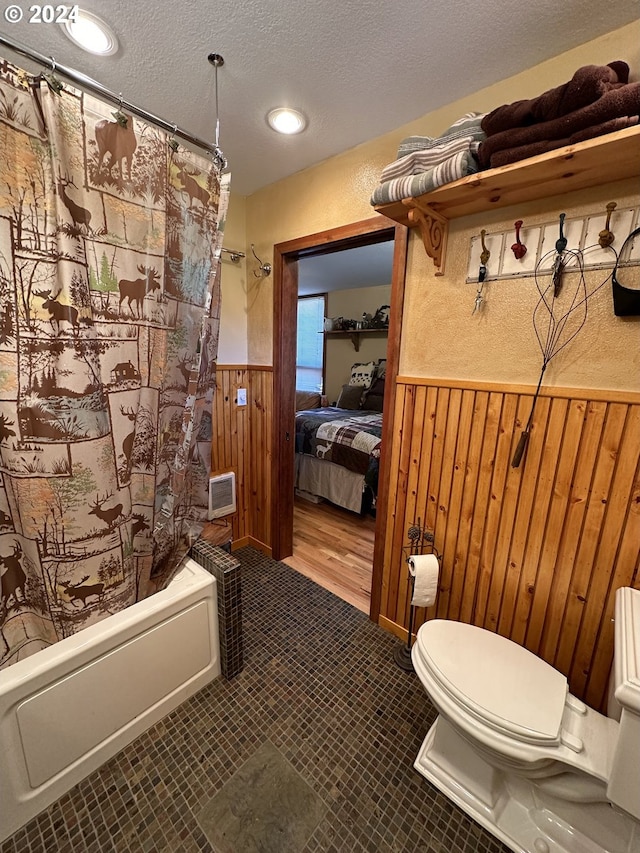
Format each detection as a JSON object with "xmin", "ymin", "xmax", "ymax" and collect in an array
[
  {"xmin": 322, "ymin": 328, "xmax": 388, "ymax": 352},
  {"xmin": 374, "ymin": 125, "xmax": 640, "ymax": 275}
]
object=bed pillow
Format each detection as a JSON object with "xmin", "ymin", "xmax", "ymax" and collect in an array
[
  {"xmin": 295, "ymin": 390, "xmax": 321, "ymax": 411},
  {"xmin": 348, "ymin": 361, "xmax": 376, "ymax": 389},
  {"xmin": 336, "ymin": 383, "xmax": 364, "ymax": 409},
  {"xmin": 361, "ymin": 376, "xmax": 385, "ymax": 411},
  {"xmin": 376, "ymin": 359, "xmax": 387, "ymax": 379}
]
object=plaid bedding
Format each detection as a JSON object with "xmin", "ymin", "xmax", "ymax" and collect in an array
[{"xmin": 295, "ymin": 407, "xmax": 383, "ymax": 483}]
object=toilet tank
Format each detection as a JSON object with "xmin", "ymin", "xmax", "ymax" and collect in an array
[{"xmin": 606, "ymin": 586, "xmax": 640, "ymax": 820}]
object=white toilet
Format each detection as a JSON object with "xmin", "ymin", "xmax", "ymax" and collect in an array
[{"xmin": 411, "ymin": 585, "xmax": 640, "ymax": 853}]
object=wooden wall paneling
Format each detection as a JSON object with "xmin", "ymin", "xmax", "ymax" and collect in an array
[
  {"xmin": 441, "ymin": 389, "xmax": 475, "ymax": 621},
  {"xmin": 456, "ymin": 391, "xmax": 489, "ymax": 624},
  {"xmin": 397, "ymin": 384, "xmax": 428, "ymax": 631},
  {"xmin": 539, "ymin": 400, "xmax": 608, "ymax": 664},
  {"xmin": 463, "ymin": 392, "xmax": 503, "ymax": 625},
  {"xmin": 525, "ymin": 398, "xmax": 587, "ymax": 653},
  {"xmin": 521, "ymin": 397, "xmax": 570, "ymax": 654},
  {"xmin": 508, "ymin": 395, "xmax": 552, "ymax": 644},
  {"xmin": 550, "ymin": 402, "xmax": 628, "ymax": 676},
  {"xmin": 483, "ymin": 393, "xmax": 526, "ymax": 632},
  {"xmin": 249, "ymin": 368, "xmax": 273, "ymax": 549},
  {"xmin": 412, "ymin": 386, "xmax": 449, "ymax": 628},
  {"xmin": 380, "ymin": 386, "xmax": 406, "ymax": 617},
  {"xmin": 236, "ymin": 371, "xmax": 249, "ymax": 538},
  {"xmin": 489, "ymin": 394, "xmax": 532, "ymax": 636},
  {"xmin": 586, "ymin": 444, "xmax": 640, "ymax": 710},
  {"xmin": 383, "ymin": 377, "xmax": 640, "ymax": 710},
  {"xmin": 570, "ymin": 404, "xmax": 640, "ymax": 703},
  {"xmin": 432, "ymin": 388, "xmax": 461, "ymax": 619},
  {"xmin": 387, "ymin": 384, "xmax": 416, "ymax": 624},
  {"xmin": 412, "ymin": 386, "xmax": 439, "ymax": 553},
  {"xmin": 211, "ymin": 367, "xmax": 247, "ymax": 542},
  {"xmin": 249, "ymin": 369, "xmax": 260, "ymax": 541}
]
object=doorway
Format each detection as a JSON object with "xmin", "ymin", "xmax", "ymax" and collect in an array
[{"xmin": 271, "ymin": 216, "xmax": 408, "ymax": 621}]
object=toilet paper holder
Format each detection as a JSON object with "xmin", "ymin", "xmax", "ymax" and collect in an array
[{"xmin": 394, "ymin": 519, "xmax": 441, "ymax": 672}]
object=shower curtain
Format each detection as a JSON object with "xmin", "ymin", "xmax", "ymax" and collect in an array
[{"xmin": 0, "ymin": 58, "xmax": 229, "ymax": 668}]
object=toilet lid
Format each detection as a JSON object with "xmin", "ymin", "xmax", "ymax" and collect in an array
[{"xmin": 416, "ymin": 621, "xmax": 568, "ymax": 744}]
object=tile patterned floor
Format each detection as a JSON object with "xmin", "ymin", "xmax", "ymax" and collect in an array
[{"xmin": 1, "ymin": 548, "xmax": 510, "ymax": 853}]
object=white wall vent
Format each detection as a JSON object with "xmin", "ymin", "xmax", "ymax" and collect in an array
[{"xmin": 208, "ymin": 472, "xmax": 236, "ymax": 520}]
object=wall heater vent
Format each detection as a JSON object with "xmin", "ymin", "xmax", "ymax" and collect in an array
[{"xmin": 208, "ymin": 472, "xmax": 236, "ymax": 520}]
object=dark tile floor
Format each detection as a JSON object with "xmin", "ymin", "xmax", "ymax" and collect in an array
[{"xmin": 1, "ymin": 548, "xmax": 510, "ymax": 853}]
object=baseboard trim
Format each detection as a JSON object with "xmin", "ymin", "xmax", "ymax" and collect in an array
[
  {"xmin": 248, "ymin": 537, "xmax": 272, "ymax": 557},
  {"xmin": 378, "ymin": 614, "xmax": 416, "ymax": 644},
  {"xmin": 231, "ymin": 536, "xmax": 272, "ymax": 558}
]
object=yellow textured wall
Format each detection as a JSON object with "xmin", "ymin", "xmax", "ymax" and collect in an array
[
  {"xmin": 244, "ymin": 21, "xmax": 640, "ymax": 391},
  {"xmin": 403, "ymin": 183, "xmax": 639, "ymax": 390},
  {"xmin": 217, "ymin": 193, "xmax": 248, "ymax": 365}
]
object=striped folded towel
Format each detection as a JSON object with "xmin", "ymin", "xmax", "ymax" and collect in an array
[
  {"xmin": 397, "ymin": 112, "xmax": 486, "ymax": 158},
  {"xmin": 381, "ymin": 135, "xmax": 478, "ymax": 181},
  {"xmin": 370, "ymin": 149, "xmax": 479, "ymax": 206}
]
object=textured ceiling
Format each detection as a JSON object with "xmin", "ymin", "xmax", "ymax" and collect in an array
[
  {"xmin": 1, "ymin": 1, "xmax": 638, "ymax": 196},
  {"xmin": 298, "ymin": 241, "xmax": 394, "ymax": 296}
]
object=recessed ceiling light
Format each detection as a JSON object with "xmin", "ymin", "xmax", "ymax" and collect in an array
[
  {"xmin": 267, "ymin": 108, "xmax": 307, "ymax": 135},
  {"xmin": 62, "ymin": 9, "xmax": 119, "ymax": 56}
]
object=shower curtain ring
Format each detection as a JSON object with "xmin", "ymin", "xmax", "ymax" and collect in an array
[
  {"xmin": 113, "ymin": 94, "xmax": 128, "ymax": 127},
  {"xmin": 168, "ymin": 124, "xmax": 179, "ymax": 152},
  {"xmin": 44, "ymin": 56, "xmax": 64, "ymax": 94}
]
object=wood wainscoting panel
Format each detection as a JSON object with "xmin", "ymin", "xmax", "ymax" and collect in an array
[
  {"xmin": 211, "ymin": 366, "xmax": 273, "ymax": 549},
  {"xmin": 380, "ymin": 378, "xmax": 640, "ymax": 711},
  {"xmin": 248, "ymin": 367, "xmax": 273, "ymax": 550}
]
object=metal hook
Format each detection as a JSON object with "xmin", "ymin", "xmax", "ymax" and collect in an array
[
  {"xmin": 251, "ymin": 244, "xmax": 272, "ymax": 278},
  {"xmin": 112, "ymin": 93, "xmax": 128, "ymax": 127},
  {"xmin": 598, "ymin": 201, "xmax": 617, "ymax": 248},
  {"xmin": 168, "ymin": 124, "xmax": 179, "ymax": 152},
  {"xmin": 511, "ymin": 219, "xmax": 527, "ymax": 259},
  {"xmin": 43, "ymin": 57, "xmax": 64, "ymax": 94},
  {"xmin": 480, "ymin": 229, "xmax": 490, "ymax": 266},
  {"xmin": 555, "ymin": 213, "xmax": 567, "ymax": 254}
]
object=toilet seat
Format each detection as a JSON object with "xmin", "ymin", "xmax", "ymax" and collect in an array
[{"xmin": 415, "ymin": 620, "xmax": 567, "ymax": 746}]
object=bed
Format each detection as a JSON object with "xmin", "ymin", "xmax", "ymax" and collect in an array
[{"xmin": 294, "ymin": 360, "xmax": 385, "ymax": 514}]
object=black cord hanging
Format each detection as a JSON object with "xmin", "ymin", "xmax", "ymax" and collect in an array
[{"xmin": 512, "ymin": 236, "xmax": 620, "ymax": 468}]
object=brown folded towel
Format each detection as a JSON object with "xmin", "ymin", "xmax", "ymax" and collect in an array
[
  {"xmin": 477, "ymin": 82, "xmax": 640, "ymax": 168},
  {"xmin": 481, "ymin": 62, "xmax": 629, "ymax": 136},
  {"xmin": 489, "ymin": 115, "xmax": 639, "ymax": 168}
]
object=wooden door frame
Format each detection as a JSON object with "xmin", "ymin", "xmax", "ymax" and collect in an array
[{"xmin": 272, "ymin": 216, "xmax": 408, "ymax": 621}]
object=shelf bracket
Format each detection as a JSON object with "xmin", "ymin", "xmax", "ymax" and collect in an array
[
  {"xmin": 349, "ymin": 332, "xmax": 361, "ymax": 352},
  {"xmin": 403, "ymin": 199, "xmax": 448, "ymax": 275}
]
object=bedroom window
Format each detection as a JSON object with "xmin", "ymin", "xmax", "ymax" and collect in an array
[{"xmin": 296, "ymin": 294, "xmax": 326, "ymax": 392}]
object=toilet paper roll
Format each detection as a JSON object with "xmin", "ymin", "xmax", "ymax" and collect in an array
[{"xmin": 408, "ymin": 553, "xmax": 439, "ymax": 608}]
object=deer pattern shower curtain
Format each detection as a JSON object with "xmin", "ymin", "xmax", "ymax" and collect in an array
[{"xmin": 0, "ymin": 58, "xmax": 229, "ymax": 668}]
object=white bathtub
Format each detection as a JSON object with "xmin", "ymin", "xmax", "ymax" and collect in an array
[{"xmin": 0, "ymin": 557, "xmax": 220, "ymax": 843}]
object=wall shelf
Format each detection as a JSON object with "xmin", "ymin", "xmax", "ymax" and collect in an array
[
  {"xmin": 374, "ymin": 125, "xmax": 640, "ymax": 275},
  {"xmin": 322, "ymin": 328, "xmax": 388, "ymax": 352}
]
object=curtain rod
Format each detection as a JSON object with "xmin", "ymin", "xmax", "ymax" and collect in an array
[{"xmin": 0, "ymin": 32, "xmax": 226, "ymax": 167}]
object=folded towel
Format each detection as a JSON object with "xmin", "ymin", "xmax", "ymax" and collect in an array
[
  {"xmin": 371, "ymin": 149, "xmax": 479, "ymax": 206},
  {"xmin": 397, "ymin": 112, "xmax": 485, "ymax": 158},
  {"xmin": 381, "ymin": 135, "xmax": 479, "ymax": 181},
  {"xmin": 482, "ymin": 62, "xmax": 629, "ymax": 136},
  {"xmin": 477, "ymin": 82, "xmax": 640, "ymax": 169},
  {"xmin": 489, "ymin": 115, "xmax": 639, "ymax": 168}
]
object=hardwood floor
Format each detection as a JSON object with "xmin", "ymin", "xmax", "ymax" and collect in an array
[{"xmin": 283, "ymin": 497, "xmax": 375, "ymax": 613}]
